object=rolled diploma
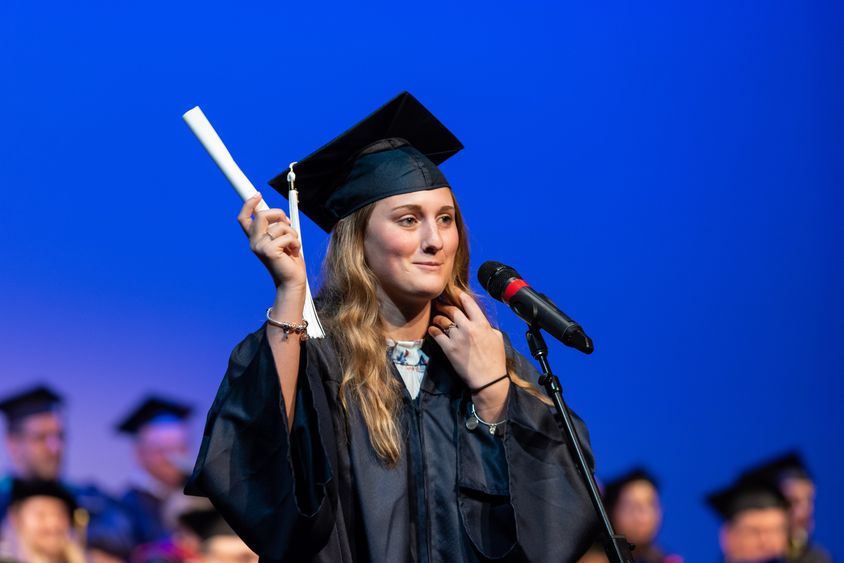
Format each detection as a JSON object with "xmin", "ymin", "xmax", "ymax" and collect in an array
[
  {"xmin": 182, "ymin": 106, "xmax": 270, "ymax": 212},
  {"xmin": 182, "ymin": 106, "xmax": 325, "ymax": 338}
]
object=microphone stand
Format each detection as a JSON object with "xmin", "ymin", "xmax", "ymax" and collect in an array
[{"xmin": 524, "ymin": 325, "xmax": 634, "ymax": 563}]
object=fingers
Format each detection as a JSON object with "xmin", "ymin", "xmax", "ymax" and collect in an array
[
  {"xmin": 272, "ymin": 233, "xmax": 302, "ymax": 258},
  {"xmin": 431, "ymin": 314, "xmax": 456, "ymax": 332},
  {"xmin": 434, "ymin": 303, "xmax": 469, "ymax": 327},
  {"xmin": 428, "ymin": 325, "xmax": 451, "ymax": 347},
  {"xmin": 237, "ymin": 193, "xmax": 292, "ymax": 238},
  {"xmin": 255, "ymin": 230, "xmax": 301, "ymax": 258},
  {"xmin": 458, "ymin": 291, "xmax": 486, "ymax": 322},
  {"xmin": 266, "ymin": 221, "xmax": 297, "ymax": 240},
  {"xmin": 237, "ymin": 193, "xmax": 263, "ymax": 235},
  {"xmin": 252, "ymin": 209, "xmax": 291, "ymax": 238}
]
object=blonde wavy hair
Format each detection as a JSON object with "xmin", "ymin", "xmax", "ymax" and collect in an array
[{"xmin": 316, "ymin": 191, "xmax": 550, "ymax": 466}]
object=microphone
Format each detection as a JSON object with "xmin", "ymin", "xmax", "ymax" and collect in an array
[{"xmin": 477, "ymin": 261, "xmax": 594, "ymax": 354}]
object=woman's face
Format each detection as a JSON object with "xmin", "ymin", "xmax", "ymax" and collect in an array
[{"xmin": 364, "ymin": 187, "xmax": 459, "ymax": 309}]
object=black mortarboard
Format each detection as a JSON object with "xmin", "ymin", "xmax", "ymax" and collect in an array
[
  {"xmin": 739, "ymin": 451, "xmax": 812, "ymax": 485},
  {"xmin": 706, "ymin": 477, "xmax": 790, "ymax": 522},
  {"xmin": 10, "ymin": 478, "xmax": 77, "ymax": 517},
  {"xmin": 179, "ymin": 508, "xmax": 236, "ymax": 541},
  {"xmin": 268, "ymin": 91, "xmax": 464, "ymax": 232},
  {"xmin": 603, "ymin": 467, "xmax": 660, "ymax": 514},
  {"xmin": 0, "ymin": 385, "xmax": 63, "ymax": 428},
  {"xmin": 116, "ymin": 396, "xmax": 192, "ymax": 435}
]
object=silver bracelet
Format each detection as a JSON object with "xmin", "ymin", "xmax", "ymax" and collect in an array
[
  {"xmin": 266, "ymin": 308, "xmax": 309, "ymax": 341},
  {"xmin": 465, "ymin": 402, "xmax": 506, "ymax": 436}
]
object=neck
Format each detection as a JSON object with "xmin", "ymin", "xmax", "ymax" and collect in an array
[{"xmin": 379, "ymin": 292, "xmax": 432, "ymax": 341}]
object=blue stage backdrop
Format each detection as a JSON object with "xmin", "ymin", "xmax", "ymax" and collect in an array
[{"xmin": 1, "ymin": 1, "xmax": 842, "ymax": 559}]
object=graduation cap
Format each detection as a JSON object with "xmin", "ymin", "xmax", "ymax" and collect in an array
[
  {"xmin": 268, "ymin": 91, "xmax": 464, "ymax": 233},
  {"xmin": 179, "ymin": 508, "xmax": 237, "ymax": 541},
  {"xmin": 603, "ymin": 467, "xmax": 660, "ymax": 514},
  {"xmin": 0, "ymin": 385, "xmax": 63, "ymax": 430},
  {"xmin": 116, "ymin": 396, "xmax": 192, "ymax": 435},
  {"xmin": 10, "ymin": 478, "xmax": 77, "ymax": 517},
  {"xmin": 706, "ymin": 477, "xmax": 790, "ymax": 522},
  {"xmin": 739, "ymin": 451, "xmax": 812, "ymax": 486}
]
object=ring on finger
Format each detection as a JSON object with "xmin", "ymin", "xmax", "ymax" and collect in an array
[
  {"xmin": 266, "ymin": 228, "xmax": 276, "ymax": 240},
  {"xmin": 443, "ymin": 322, "xmax": 458, "ymax": 335}
]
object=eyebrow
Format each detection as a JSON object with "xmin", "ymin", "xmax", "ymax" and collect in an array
[{"xmin": 391, "ymin": 204, "xmax": 455, "ymax": 213}]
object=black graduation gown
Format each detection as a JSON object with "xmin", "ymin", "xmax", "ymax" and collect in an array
[{"xmin": 186, "ymin": 326, "xmax": 598, "ymax": 562}]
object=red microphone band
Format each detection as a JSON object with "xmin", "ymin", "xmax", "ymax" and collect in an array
[{"xmin": 502, "ymin": 279, "xmax": 529, "ymax": 303}]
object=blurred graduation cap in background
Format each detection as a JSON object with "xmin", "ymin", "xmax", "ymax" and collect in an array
[
  {"xmin": 602, "ymin": 467, "xmax": 660, "ymax": 514},
  {"xmin": 268, "ymin": 91, "xmax": 464, "ymax": 233},
  {"xmin": 706, "ymin": 476, "xmax": 790, "ymax": 522},
  {"xmin": 10, "ymin": 478, "xmax": 77, "ymax": 516},
  {"xmin": 738, "ymin": 450, "xmax": 813, "ymax": 485},
  {"xmin": 116, "ymin": 396, "xmax": 192, "ymax": 436},
  {"xmin": 0, "ymin": 384, "xmax": 63, "ymax": 431}
]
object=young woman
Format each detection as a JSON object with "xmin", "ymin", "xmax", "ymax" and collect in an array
[{"xmin": 187, "ymin": 92, "xmax": 597, "ymax": 562}]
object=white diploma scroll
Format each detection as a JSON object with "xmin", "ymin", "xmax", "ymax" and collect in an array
[
  {"xmin": 183, "ymin": 106, "xmax": 325, "ymax": 338},
  {"xmin": 182, "ymin": 107, "xmax": 270, "ymax": 212}
]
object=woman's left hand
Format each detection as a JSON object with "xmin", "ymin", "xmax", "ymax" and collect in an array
[{"xmin": 429, "ymin": 292, "xmax": 510, "ymax": 414}]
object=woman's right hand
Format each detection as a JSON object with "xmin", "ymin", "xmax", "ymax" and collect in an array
[{"xmin": 237, "ymin": 193, "xmax": 308, "ymax": 291}]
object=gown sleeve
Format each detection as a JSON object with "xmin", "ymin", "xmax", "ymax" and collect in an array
[
  {"xmin": 457, "ymin": 338, "xmax": 598, "ymax": 562},
  {"xmin": 185, "ymin": 326, "xmax": 337, "ymax": 561}
]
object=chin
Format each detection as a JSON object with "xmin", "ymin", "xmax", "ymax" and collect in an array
[
  {"xmin": 414, "ymin": 284, "xmax": 449, "ymax": 301},
  {"xmin": 381, "ymin": 277, "xmax": 449, "ymax": 307}
]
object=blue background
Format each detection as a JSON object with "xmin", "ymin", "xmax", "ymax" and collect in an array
[{"xmin": 1, "ymin": 1, "xmax": 842, "ymax": 560}]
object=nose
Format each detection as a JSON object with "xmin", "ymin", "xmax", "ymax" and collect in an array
[{"xmin": 421, "ymin": 219, "xmax": 443, "ymax": 254}]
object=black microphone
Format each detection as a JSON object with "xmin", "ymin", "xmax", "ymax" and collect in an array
[{"xmin": 477, "ymin": 261, "xmax": 593, "ymax": 354}]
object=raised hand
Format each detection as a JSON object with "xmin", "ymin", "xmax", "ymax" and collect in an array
[
  {"xmin": 429, "ymin": 292, "xmax": 509, "ymax": 416},
  {"xmin": 237, "ymin": 192, "xmax": 307, "ymax": 292}
]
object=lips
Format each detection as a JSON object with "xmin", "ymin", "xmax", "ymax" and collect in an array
[{"xmin": 414, "ymin": 262, "xmax": 442, "ymax": 270}]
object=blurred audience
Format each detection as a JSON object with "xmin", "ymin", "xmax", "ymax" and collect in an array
[
  {"xmin": 0, "ymin": 384, "xmax": 834, "ymax": 562},
  {"xmin": 116, "ymin": 397, "xmax": 194, "ymax": 548},
  {"xmin": 0, "ymin": 386, "xmax": 134, "ymax": 560}
]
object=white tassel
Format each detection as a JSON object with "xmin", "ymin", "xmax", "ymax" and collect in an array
[{"xmin": 287, "ymin": 163, "xmax": 325, "ymax": 339}]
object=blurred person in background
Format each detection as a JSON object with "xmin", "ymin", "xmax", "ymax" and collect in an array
[
  {"xmin": 117, "ymin": 396, "xmax": 194, "ymax": 548},
  {"xmin": 603, "ymin": 468, "xmax": 682, "ymax": 563},
  {"xmin": 0, "ymin": 385, "xmax": 134, "ymax": 560},
  {"xmin": 0, "ymin": 386, "xmax": 66, "ymax": 497},
  {"xmin": 132, "ymin": 502, "xmax": 258, "ymax": 563},
  {"xmin": 0, "ymin": 479, "xmax": 85, "ymax": 563},
  {"xmin": 738, "ymin": 452, "xmax": 830, "ymax": 563},
  {"xmin": 707, "ymin": 476, "xmax": 790, "ymax": 563},
  {"xmin": 131, "ymin": 494, "xmax": 219, "ymax": 563},
  {"xmin": 181, "ymin": 509, "xmax": 257, "ymax": 563}
]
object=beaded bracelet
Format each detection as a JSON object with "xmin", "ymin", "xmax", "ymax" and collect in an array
[{"xmin": 266, "ymin": 308, "xmax": 309, "ymax": 341}]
